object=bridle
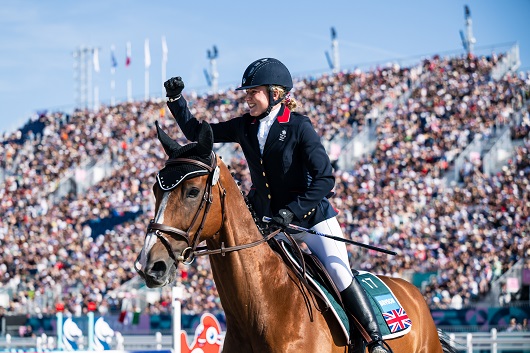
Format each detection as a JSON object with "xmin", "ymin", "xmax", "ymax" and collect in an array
[
  {"xmin": 147, "ymin": 151, "xmax": 224, "ymax": 264},
  {"xmin": 146, "ymin": 152, "xmax": 280, "ymax": 266}
]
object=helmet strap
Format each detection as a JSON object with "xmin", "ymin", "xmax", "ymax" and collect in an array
[{"xmin": 265, "ymin": 85, "xmax": 286, "ymax": 115}]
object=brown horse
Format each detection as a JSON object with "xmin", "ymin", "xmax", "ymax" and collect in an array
[{"xmin": 135, "ymin": 121, "xmax": 457, "ymax": 353}]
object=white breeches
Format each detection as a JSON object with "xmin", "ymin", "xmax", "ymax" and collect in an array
[{"xmin": 281, "ymin": 216, "xmax": 354, "ymax": 292}]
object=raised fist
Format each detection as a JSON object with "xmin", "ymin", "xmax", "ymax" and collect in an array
[{"xmin": 164, "ymin": 76, "xmax": 185, "ymax": 98}]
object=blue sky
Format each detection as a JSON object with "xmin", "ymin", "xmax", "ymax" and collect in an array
[{"xmin": 0, "ymin": 0, "xmax": 529, "ymax": 134}]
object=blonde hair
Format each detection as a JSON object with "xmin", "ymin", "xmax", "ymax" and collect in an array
[{"xmin": 270, "ymin": 85, "xmax": 298, "ymax": 111}]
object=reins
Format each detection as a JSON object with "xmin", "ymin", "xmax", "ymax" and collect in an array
[{"xmin": 192, "ymin": 229, "xmax": 282, "ymax": 257}]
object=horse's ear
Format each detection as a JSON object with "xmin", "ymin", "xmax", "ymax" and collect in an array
[
  {"xmin": 196, "ymin": 122, "xmax": 214, "ymax": 157},
  {"xmin": 156, "ymin": 121, "xmax": 181, "ymax": 156}
]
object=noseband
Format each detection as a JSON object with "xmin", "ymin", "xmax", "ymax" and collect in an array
[{"xmin": 147, "ymin": 151, "xmax": 224, "ymax": 264}]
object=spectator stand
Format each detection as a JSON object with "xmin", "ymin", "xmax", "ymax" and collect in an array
[
  {"xmin": 0, "ymin": 50, "xmax": 528, "ymax": 326},
  {"xmin": 450, "ymin": 97, "xmax": 527, "ymax": 184},
  {"xmin": 48, "ymin": 148, "xmax": 118, "ymax": 204},
  {"xmin": 327, "ymin": 63, "xmax": 424, "ymax": 170}
]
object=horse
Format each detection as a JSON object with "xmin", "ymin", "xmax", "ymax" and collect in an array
[{"xmin": 135, "ymin": 121, "xmax": 457, "ymax": 353}]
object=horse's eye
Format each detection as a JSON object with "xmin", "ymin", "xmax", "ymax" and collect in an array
[{"xmin": 187, "ymin": 188, "xmax": 200, "ymax": 198}]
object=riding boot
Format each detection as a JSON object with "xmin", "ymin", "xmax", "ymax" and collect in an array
[{"xmin": 341, "ymin": 278, "xmax": 390, "ymax": 353}]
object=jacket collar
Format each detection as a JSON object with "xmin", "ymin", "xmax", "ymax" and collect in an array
[
  {"xmin": 276, "ymin": 104, "xmax": 291, "ymax": 123},
  {"xmin": 250, "ymin": 104, "xmax": 291, "ymax": 124}
]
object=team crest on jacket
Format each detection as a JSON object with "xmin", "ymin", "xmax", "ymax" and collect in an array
[{"xmin": 279, "ymin": 129, "xmax": 286, "ymax": 141}]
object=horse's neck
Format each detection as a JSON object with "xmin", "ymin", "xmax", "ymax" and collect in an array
[
  {"xmin": 207, "ymin": 176, "xmax": 284, "ymax": 315},
  {"xmin": 209, "ymin": 186, "xmax": 273, "ymax": 274}
]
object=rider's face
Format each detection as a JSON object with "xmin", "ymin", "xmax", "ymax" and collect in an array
[{"xmin": 244, "ymin": 86, "xmax": 269, "ymax": 116}]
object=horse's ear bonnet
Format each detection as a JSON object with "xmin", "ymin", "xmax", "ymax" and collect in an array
[{"xmin": 155, "ymin": 121, "xmax": 214, "ymax": 191}]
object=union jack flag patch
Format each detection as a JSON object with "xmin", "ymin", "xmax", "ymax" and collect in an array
[{"xmin": 382, "ymin": 308, "xmax": 412, "ymax": 333}]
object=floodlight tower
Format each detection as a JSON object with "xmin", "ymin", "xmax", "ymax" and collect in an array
[
  {"xmin": 73, "ymin": 46, "xmax": 96, "ymax": 110},
  {"xmin": 325, "ymin": 27, "xmax": 340, "ymax": 73},
  {"xmin": 459, "ymin": 5, "xmax": 476, "ymax": 56},
  {"xmin": 204, "ymin": 45, "xmax": 219, "ymax": 92}
]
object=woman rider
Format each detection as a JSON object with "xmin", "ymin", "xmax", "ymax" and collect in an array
[{"xmin": 164, "ymin": 58, "xmax": 389, "ymax": 353}]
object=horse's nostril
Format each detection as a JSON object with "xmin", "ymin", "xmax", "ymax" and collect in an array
[{"xmin": 151, "ymin": 261, "xmax": 167, "ymax": 277}]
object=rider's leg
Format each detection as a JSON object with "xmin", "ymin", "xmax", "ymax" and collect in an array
[
  {"xmin": 298, "ymin": 217, "xmax": 390, "ymax": 353},
  {"xmin": 341, "ymin": 278, "xmax": 389, "ymax": 353}
]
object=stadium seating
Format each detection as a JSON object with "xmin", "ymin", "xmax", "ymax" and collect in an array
[{"xmin": 0, "ymin": 52, "xmax": 528, "ymax": 319}]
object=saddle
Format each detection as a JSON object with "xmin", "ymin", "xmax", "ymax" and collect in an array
[
  {"xmin": 267, "ymin": 235, "xmax": 366, "ymax": 351},
  {"xmin": 267, "ymin": 233, "xmax": 411, "ymax": 352},
  {"xmin": 268, "ymin": 235, "xmax": 343, "ymax": 306},
  {"xmin": 242, "ymin": 195, "xmax": 409, "ymax": 350}
]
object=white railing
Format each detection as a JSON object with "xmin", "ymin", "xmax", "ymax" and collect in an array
[
  {"xmin": 1, "ymin": 330, "xmax": 529, "ymax": 352},
  {"xmin": 449, "ymin": 329, "xmax": 530, "ymax": 353}
]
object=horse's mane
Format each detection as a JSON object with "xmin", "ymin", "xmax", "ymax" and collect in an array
[
  {"xmin": 243, "ymin": 193, "xmax": 270, "ymax": 235},
  {"xmin": 228, "ymin": 166, "xmax": 271, "ymax": 236}
]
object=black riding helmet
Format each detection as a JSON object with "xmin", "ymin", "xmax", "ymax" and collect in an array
[{"xmin": 236, "ymin": 58, "xmax": 293, "ymax": 115}]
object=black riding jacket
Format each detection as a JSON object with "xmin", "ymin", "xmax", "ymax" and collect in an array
[{"xmin": 167, "ymin": 98, "xmax": 338, "ymax": 228}]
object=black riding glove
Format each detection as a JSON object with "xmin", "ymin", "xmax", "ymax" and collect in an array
[
  {"xmin": 164, "ymin": 77, "xmax": 185, "ymax": 99},
  {"xmin": 271, "ymin": 209, "xmax": 294, "ymax": 228}
]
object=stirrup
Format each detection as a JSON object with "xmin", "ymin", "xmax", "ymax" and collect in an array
[{"xmin": 368, "ymin": 341, "xmax": 392, "ymax": 353}]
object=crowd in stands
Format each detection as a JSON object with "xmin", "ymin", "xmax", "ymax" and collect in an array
[
  {"xmin": 0, "ymin": 52, "xmax": 529, "ymax": 321},
  {"xmin": 329, "ymin": 55, "xmax": 530, "ymax": 309}
]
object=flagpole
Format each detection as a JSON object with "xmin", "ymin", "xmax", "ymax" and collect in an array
[
  {"xmin": 93, "ymin": 47, "xmax": 100, "ymax": 111},
  {"xmin": 88, "ymin": 47, "xmax": 93, "ymax": 110},
  {"xmin": 127, "ymin": 79, "xmax": 132, "ymax": 103},
  {"xmin": 110, "ymin": 44, "xmax": 117, "ymax": 106},
  {"xmin": 161, "ymin": 36, "xmax": 168, "ymax": 97},
  {"xmin": 111, "ymin": 75, "xmax": 116, "ymax": 106},
  {"xmin": 126, "ymin": 41, "xmax": 132, "ymax": 102},
  {"xmin": 145, "ymin": 70, "xmax": 149, "ymax": 101},
  {"xmin": 161, "ymin": 63, "xmax": 166, "ymax": 95},
  {"xmin": 94, "ymin": 86, "xmax": 99, "ymax": 111},
  {"xmin": 144, "ymin": 38, "xmax": 151, "ymax": 101}
]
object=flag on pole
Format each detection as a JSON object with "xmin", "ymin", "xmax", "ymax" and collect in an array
[
  {"xmin": 161, "ymin": 36, "xmax": 168, "ymax": 64},
  {"xmin": 144, "ymin": 38, "xmax": 151, "ymax": 69},
  {"xmin": 126, "ymin": 41, "xmax": 131, "ymax": 67},
  {"xmin": 110, "ymin": 45, "xmax": 117, "ymax": 72},
  {"xmin": 93, "ymin": 48, "xmax": 100, "ymax": 73}
]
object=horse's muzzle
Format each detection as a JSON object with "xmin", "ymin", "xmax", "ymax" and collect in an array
[{"xmin": 135, "ymin": 254, "xmax": 175, "ymax": 288}]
